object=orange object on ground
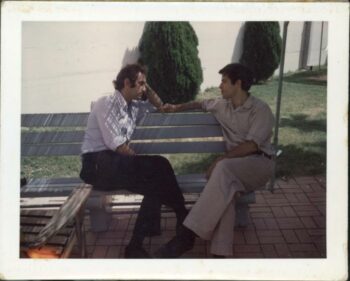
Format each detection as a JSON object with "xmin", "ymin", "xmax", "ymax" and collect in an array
[{"xmin": 26, "ymin": 247, "xmax": 60, "ymax": 258}]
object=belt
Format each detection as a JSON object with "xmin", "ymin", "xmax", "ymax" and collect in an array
[{"xmin": 255, "ymin": 150, "xmax": 273, "ymax": 160}]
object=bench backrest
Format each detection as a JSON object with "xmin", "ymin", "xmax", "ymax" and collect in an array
[{"xmin": 21, "ymin": 112, "xmax": 226, "ymax": 156}]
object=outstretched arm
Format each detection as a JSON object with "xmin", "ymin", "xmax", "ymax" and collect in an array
[
  {"xmin": 145, "ymin": 83, "xmax": 164, "ymax": 110},
  {"xmin": 161, "ymin": 101, "xmax": 202, "ymax": 112}
]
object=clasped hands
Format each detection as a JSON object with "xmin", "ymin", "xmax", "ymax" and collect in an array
[{"xmin": 116, "ymin": 143, "xmax": 136, "ymax": 156}]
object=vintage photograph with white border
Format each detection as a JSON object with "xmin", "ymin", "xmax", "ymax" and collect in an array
[{"xmin": 0, "ymin": 1, "xmax": 348, "ymax": 280}]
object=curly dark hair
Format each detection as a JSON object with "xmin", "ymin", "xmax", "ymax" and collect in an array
[{"xmin": 113, "ymin": 64, "xmax": 146, "ymax": 91}]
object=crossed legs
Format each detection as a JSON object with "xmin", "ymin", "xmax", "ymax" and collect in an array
[{"xmin": 156, "ymin": 155, "xmax": 274, "ymax": 258}]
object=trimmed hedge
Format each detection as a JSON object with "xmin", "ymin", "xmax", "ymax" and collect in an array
[
  {"xmin": 139, "ymin": 22, "xmax": 203, "ymax": 103},
  {"xmin": 240, "ymin": 22, "xmax": 282, "ymax": 83}
]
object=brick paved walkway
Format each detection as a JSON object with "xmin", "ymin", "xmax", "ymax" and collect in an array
[{"xmin": 70, "ymin": 175, "xmax": 326, "ymax": 259}]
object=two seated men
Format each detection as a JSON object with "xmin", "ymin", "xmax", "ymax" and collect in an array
[{"xmin": 80, "ymin": 62, "xmax": 274, "ymax": 258}]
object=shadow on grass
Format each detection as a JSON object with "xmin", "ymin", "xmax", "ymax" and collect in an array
[
  {"xmin": 283, "ymin": 68, "xmax": 327, "ymax": 86},
  {"xmin": 172, "ymin": 141, "xmax": 326, "ymax": 179},
  {"xmin": 280, "ymin": 114, "xmax": 326, "ymax": 132},
  {"xmin": 276, "ymin": 143, "xmax": 326, "ymax": 178}
]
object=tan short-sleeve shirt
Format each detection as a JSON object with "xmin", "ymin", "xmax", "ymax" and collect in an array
[{"xmin": 201, "ymin": 95, "xmax": 274, "ymax": 155}]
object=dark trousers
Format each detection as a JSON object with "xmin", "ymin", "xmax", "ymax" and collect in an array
[{"xmin": 80, "ymin": 150, "xmax": 186, "ymax": 238}]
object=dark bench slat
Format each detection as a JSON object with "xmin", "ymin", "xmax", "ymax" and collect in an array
[
  {"xmin": 22, "ymin": 113, "xmax": 89, "ymax": 127},
  {"xmin": 21, "ymin": 188, "xmax": 77, "ymax": 198},
  {"xmin": 22, "ymin": 112, "xmax": 218, "ymax": 128},
  {"xmin": 22, "ymin": 131, "xmax": 85, "ymax": 145},
  {"xmin": 21, "ymin": 209, "xmax": 57, "ymax": 217},
  {"xmin": 138, "ymin": 112, "xmax": 218, "ymax": 126},
  {"xmin": 20, "ymin": 211, "xmax": 75, "ymax": 228},
  {"xmin": 22, "ymin": 225, "xmax": 48, "ymax": 234},
  {"xmin": 176, "ymin": 174, "xmax": 207, "ymax": 192},
  {"xmin": 132, "ymin": 126, "xmax": 222, "ymax": 140},
  {"xmin": 21, "ymin": 143, "xmax": 82, "ymax": 156},
  {"xmin": 21, "ymin": 217, "xmax": 53, "ymax": 226}
]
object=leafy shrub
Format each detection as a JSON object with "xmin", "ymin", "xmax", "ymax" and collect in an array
[
  {"xmin": 240, "ymin": 22, "xmax": 282, "ymax": 83},
  {"xmin": 139, "ymin": 22, "xmax": 203, "ymax": 103}
]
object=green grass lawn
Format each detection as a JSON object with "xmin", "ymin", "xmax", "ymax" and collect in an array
[{"xmin": 21, "ymin": 68, "xmax": 327, "ymax": 179}]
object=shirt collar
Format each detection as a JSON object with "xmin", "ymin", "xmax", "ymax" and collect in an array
[
  {"xmin": 114, "ymin": 90, "xmax": 129, "ymax": 110},
  {"xmin": 241, "ymin": 94, "xmax": 254, "ymax": 109}
]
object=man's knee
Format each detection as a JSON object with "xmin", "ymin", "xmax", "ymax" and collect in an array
[
  {"xmin": 150, "ymin": 155, "xmax": 172, "ymax": 169},
  {"xmin": 213, "ymin": 158, "xmax": 234, "ymax": 176}
]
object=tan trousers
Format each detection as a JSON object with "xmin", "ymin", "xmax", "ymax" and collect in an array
[{"xmin": 183, "ymin": 155, "xmax": 274, "ymax": 256}]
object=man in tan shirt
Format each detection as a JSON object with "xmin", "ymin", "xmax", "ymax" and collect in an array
[{"xmin": 155, "ymin": 63, "xmax": 275, "ymax": 258}]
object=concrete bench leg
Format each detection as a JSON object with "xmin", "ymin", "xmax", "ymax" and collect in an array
[
  {"xmin": 235, "ymin": 203, "xmax": 250, "ymax": 227},
  {"xmin": 86, "ymin": 194, "xmax": 111, "ymax": 232}
]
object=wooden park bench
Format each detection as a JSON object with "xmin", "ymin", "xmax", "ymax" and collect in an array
[{"xmin": 21, "ymin": 110, "xmax": 259, "ymax": 254}]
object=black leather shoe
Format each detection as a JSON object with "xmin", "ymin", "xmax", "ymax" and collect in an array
[
  {"xmin": 212, "ymin": 254, "xmax": 226, "ymax": 258},
  {"xmin": 124, "ymin": 244, "xmax": 150, "ymax": 258},
  {"xmin": 154, "ymin": 235, "xmax": 195, "ymax": 258}
]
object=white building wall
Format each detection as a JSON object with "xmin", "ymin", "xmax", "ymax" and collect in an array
[
  {"xmin": 22, "ymin": 22, "xmax": 144, "ymax": 114},
  {"xmin": 22, "ymin": 21, "xmax": 327, "ymax": 113},
  {"xmin": 191, "ymin": 22, "xmax": 245, "ymax": 90},
  {"xmin": 307, "ymin": 22, "xmax": 328, "ymax": 67},
  {"xmin": 279, "ymin": 22, "xmax": 305, "ymax": 73}
]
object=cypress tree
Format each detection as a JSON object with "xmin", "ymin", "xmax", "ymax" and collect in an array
[
  {"xmin": 139, "ymin": 22, "xmax": 203, "ymax": 103},
  {"xmin": 240, "ymin": 22, "xmax": 282, "ymax": 83}
]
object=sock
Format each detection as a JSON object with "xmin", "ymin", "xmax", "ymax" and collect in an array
[
  {"xmin": 212, "ymin": 254, "xmax": 226, "ymax": 258},
  {"xmin": 175, "ymin": 208, "xmax": 189, "ymax": 224}
]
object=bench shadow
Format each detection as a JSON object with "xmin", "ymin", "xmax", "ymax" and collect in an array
[
  {"xmin": 171, "ymin": 140, "xmax": 326, "ymax": 179},
  {"xmin": 172, "ymin": 153, "xmax": 220, "ymax": 175},
  {"xmin": 276, "ymin": 143, "xmax": 326, "ymax": 178},
  {"xmin": 280, "ymin": 114, "xmax": 326, "ymax": 132}
]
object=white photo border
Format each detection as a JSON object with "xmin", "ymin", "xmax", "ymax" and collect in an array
[{"xmin": 0, "ymin": 2, "xmax": 348, "ymax": 280}]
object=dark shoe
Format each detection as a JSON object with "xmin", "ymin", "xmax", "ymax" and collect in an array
[
  {"xmin": 124, "ymin": 244, "xmax": 150, "ymax": 258},
  {"xmin": 175, "ymin": 222, "xmax": 182, "ymax": 236},
  {"xmin": 154, "ymin": 235, "xmax": 195, "ymax": 258},
  {"xmin": 176, "ymin": 224, "xmax": 198, "ymax": 238},
  {"xmin": 212, "ymin": 254, "xmax": 226, "ymax": 258}
]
